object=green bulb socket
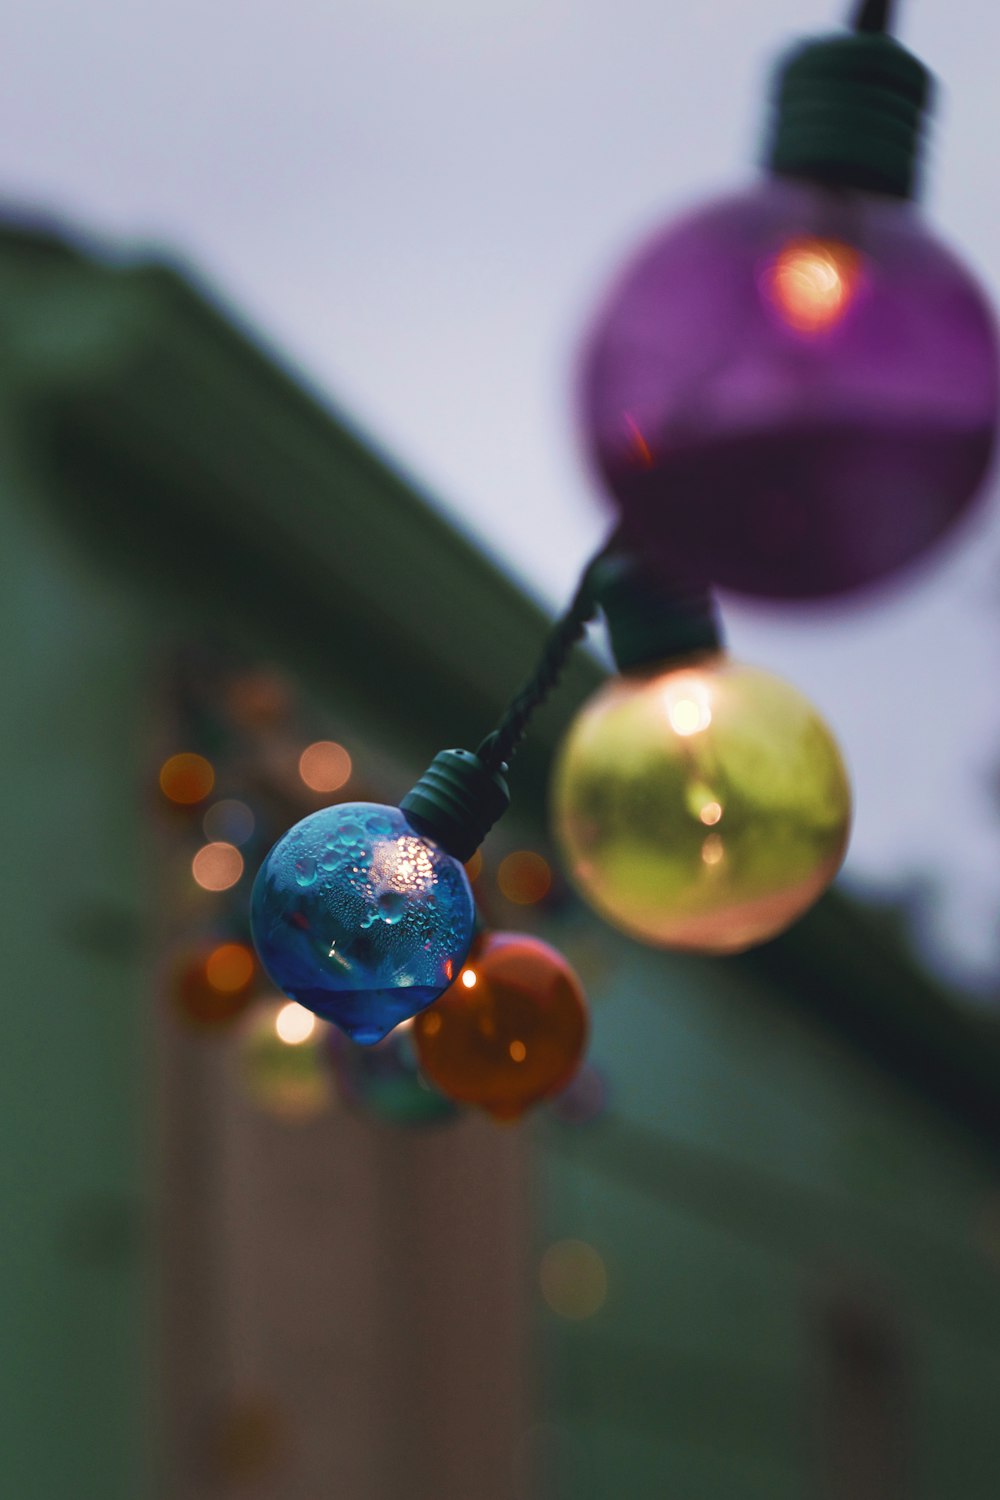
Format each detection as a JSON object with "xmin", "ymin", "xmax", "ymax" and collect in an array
[
  {"xmin": 766, "ymin": 30, "xmax": 933, "ymax": 200},
  {"xmin": 593, "ymin": 555, "xmax": 723, "ymax": 674},
  {"xmin": 401, "ymin": 747, "xmax": 511, "ymax": 863}
]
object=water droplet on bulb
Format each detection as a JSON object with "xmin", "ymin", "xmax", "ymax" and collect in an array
[
  {"xmin": 377, "ymin": 890, "xmax": 407, "ymax": 924},
  {"xmin": 294, "ymin": 856, "xmax": 317, "ymax": 886}
]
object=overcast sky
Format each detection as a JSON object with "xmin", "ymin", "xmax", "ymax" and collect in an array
[{"xmin": 4, "ymin": 0, "xmax": 998, "ymax": 990}]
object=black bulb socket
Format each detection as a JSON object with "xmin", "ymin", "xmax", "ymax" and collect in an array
[
  {"xmin": 766, "ymin": 28, "xmax": 933, "ymax": 200},
  {"xmin": 400, "ymin": 748, "xmax": 511, "ymax": 863},
  {"xmin": 592, "ymin": 553, "xmax": 724, "ymax": 674}
]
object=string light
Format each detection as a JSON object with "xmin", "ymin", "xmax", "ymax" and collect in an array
[
  {"xmin": 203, "ymin": 799, "xmax": 255, "ymax": 846},
  {"xmin": 160, "ymin": 752, "xmax": 214, "ymax": 805},
  {"xmin": 192, "ymin": 842, "xmax": 245, "ymax": 892},
  {"xmin": 551, "ymin": 556, "xmax": 851, "ymax": 953},
  {"xmin": 413, "ymin": 933, "xmax": 588, "ymax": 1121},
  {"xmin": 578, "ymin": 5, "xmax": 999, "ymax": 600},
  {"xmin": 173, "ymin": 942, "xmax": 256, "ymax": 1027},
  {"xmin": 239, "ymin": 1001, "xmax": 332, "ymax": 1122},
  {"xmin": 205, "ymin": 942, "xmax": 256, "ymax": 994},
  {"xmin": 298, "ymin": 741, "xmax": 352, "ymax": 794},
  {"xmin": 497, "ymin": 851, "xmax": 552, "ymax": 906},
  {"xmin": 539, "ymin": 1240, "xmax": 608, "ymax": 1321},
  {"xmin": 251, "ymin": 783, "xmax": 500, "ymax": 1045},
  {"xmin": 275, "ymin": 1002, "xmax": 316, "ymax": 1045},
  {"xmin": 247, "ymin": 0, "xmax": 993, "ymax": 1045}
]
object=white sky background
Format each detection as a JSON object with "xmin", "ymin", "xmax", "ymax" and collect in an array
[{"xmin": 3, "ymin": 0, "xmax": 998, "ymax": 991}]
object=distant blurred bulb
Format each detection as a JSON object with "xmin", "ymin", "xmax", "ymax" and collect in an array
[
  {"xmin": 298, "ymin": 741, "xmax": 352, "ymax": 794},
  {"xmin": 552, "ymin": 654, "xmax": 851, "ymax": 953},
  {"xmin": 193, "ymin": 842, "xmax": 244, "ymax": 892},
  {"xmin": 275, "ymin": 1002, "xmax": 316, "ymax": 1045},
  {"xmin": 160, "ymin": 752, "xmax": 214, "ymax": 805},
  {"xmin": 240, "ymin": 1000, "xmax": 331, "ymax": 1122}
]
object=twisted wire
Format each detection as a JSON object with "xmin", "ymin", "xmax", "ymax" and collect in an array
[{"xmin": 477, "ymin": 541, "xmax": 613, "ymax": 773}]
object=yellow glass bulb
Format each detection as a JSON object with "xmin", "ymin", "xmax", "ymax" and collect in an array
[{"xmin": 551, "ymin": 654, "xmax": 851, "ymax": 954}]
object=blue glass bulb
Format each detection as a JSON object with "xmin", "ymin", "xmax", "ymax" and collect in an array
[{"xmin": 251, "ymin": 802, "xmax": 476, "ymax": 1045}]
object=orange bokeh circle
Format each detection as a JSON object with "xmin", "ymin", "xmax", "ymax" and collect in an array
[
  {"xmin": 192, "ymin": 843, "xmax": 244, "ymax": 892},
  {"xmin": 497, "ymin": 850, "xmax": 552, "ymax": 905},
  {"xmin": 298, "ymin": 741, "xmax": 352, "ymax": 794},
  {"xmin": 160, "ymin": 752, "xmax": 215, "ymax": 805},
  {"xmin": 174, "ymin": 943, "xmax": 257, "ymax": 1027}
]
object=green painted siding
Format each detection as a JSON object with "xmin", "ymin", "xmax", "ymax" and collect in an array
[
  {"xmin": 0, "ymin": 425, "xmax": 151, "ymax": 1498},
  {"xmin": 540, "ymin": 945, "xmax": 1000, "ymax": 1498}
]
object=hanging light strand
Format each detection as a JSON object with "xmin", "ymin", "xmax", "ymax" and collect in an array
[{"xmin": 478, "ymin": 537, "xmax": 616, "ymax": 775}]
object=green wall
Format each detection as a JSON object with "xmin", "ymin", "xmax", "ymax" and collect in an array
[
  {"xmin": 0, "ymin": 423, "xmax": 151, "ymax": 1498},
  {"xmin": 539, "ymin": 941, "xmax": 1000, "ymax": 1498}
]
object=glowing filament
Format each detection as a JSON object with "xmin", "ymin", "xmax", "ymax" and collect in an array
[
  {"xmin": 766, "ymin": 238, "xmax": 860, "ymax": 333},
  {"xmin": 369, "ymin": 835, "xmax": 435, "ymax": 896},
  {"xmin": 663, "ymin": 676, "xmax": 712, "ymax": 736}
]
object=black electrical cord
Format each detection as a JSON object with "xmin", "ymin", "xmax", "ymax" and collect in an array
[
  {"xmin": 851, "ymin": 0, "xmax": 896, "ymax": 34},
  {"xmin": 477, "ymin": 536, "xmax": 617, "ymax": 774}
]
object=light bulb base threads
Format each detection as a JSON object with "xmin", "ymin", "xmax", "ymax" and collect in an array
[
  {"xmin": 766, "ymin": 31, "xmax": 933, "ymax": 200},
  {"xmin": 401, "ymin": 748, "xmax": 511, "ymax": 863},
  {"xmin": 593, "ymin": 555, "xmax": 723, "ymax": 673}
]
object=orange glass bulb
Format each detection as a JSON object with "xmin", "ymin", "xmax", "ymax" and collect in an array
[{"xmin": 412, "ymin": 933, "xmax": 589, "ymax": 1122}]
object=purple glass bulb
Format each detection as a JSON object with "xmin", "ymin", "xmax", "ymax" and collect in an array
[{"xmin": 580, "ymin": 178, "xmax": 999, "ymax": 600}]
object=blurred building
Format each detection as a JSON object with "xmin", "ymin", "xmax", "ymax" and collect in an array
[{"xmin": 3, "ymin": 220, "xmax": 1000, "ymax": 1500}]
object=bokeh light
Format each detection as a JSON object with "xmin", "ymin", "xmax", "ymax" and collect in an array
[
  {"xmin": 298, "ymin": 740, "xmax": 352, "ymax": 793},
  {"xmin": 539, "ymin": 1239, "xmax": 608, "ymax": 1320},
  {"xmin": 240, "ymin": 1002, "xmax": 332, "ymax": 1122},
  {"xmin": 764, "ymin": 237, "xmax": 860, "ymax": 333},
  {"xmin": 205, "ymin": 942, "xmax": 256, "ymax": 995},
  {"xmin": 464, "ymin": 849, "xmax": 483, "ymax": 883},
  {"xmin": 497, "ymin": 850, "xmax": 552, "ymax": 905},
  {"xmin": 174, "ymin": 944, "xmax": 256, "ymax": 1028},
  {"xmin": 203, "ymin": 799, "xmax": 255, "ymax": 846},
  {"xmin": 326, "ymin": 1023, "xmax": 460, "ymax": 1128},
  {"xmin": 192, "ymin": 842, "xmax": 244, "ymax": 892},
  {"xmin": 548, "ymin": 1062, "xmax": 608, "ymax": 1126},
  {"xmin": 701, "ymin": 833, "xmax": 725, "ymax": 866},
  {"xmin": 225, "ymin": 671, "xmax": 293, "ymax": 728},
  {"xmin": 159, "ymin": 752, "xmax": 215, "ymax": 805},
  {"xmin": 275, "ymin": 1001, "xmax": 317, "ymax": 1045}
]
